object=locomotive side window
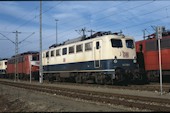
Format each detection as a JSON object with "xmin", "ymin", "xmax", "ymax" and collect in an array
[
  {"xmin": 111, "ymin": 39, "xmax": 122, "ymax": 48},
  {"xmin": 46, "ymin": 51, "xmax": 49, "ymax": 58},
  {"xmin": 146, "ymin": 40, "xmax": 157, "ymax": 51},
  {"xmin": 161, "ymin": 38, "xmax": 170, "ymax": 49},
  {"xmin": 69, "ymin": 46, "xmax": 74, "ymax": 54},
  {"xmin": 96, "ymin": 42, "xmax": 100, "ymax": 49},
  {"xmin": 126, "ymin": 39, "xmax": 134, "ymax": 49},
  {"xmin": 56, "ymin": 49, "xmax": 61, "ymax": 56},
  {"xmin": 51, "ymin": 50, "xmax": 54, "ymax": 57},
  {"xmin": 76, "ymin": 44, "xmax": 83, "ymax": 53},
  {"xmin": 62, "ymin": 48, "xmax": 67, "ymax": 55},
  {"xmin": 85, "ymin": 42, "xmax": 92, "ymax": 51}
]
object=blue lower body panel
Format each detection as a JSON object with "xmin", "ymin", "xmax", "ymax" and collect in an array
[{"xmin": 43, "ymin": 59, "xmax": 137, "ymax": 73}]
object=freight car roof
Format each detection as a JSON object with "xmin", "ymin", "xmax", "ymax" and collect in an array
[{"xmin": 49, "ymin": 31, "xmax": 123, "ymax": 49}]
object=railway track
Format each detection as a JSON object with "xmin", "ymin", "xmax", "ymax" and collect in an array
[
  {"xmin": 44, "ymin": 81, "xmax": 170, "ymax": 93},
  {"xmin": 0, "ymin": 80, "xmax": 170, "ymax": 111}
]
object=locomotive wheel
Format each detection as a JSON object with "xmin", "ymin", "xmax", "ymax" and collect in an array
[
  {"xmin": 115, "ymin": 68, "xmax": 124, "ymax": 81},
  {"xmin": 134, "ymin": 72, "xmax": 146, "ymax": 85},
  {"xmin": 75, "ymin": 75, "xmax": 83, "ymax": 83},
  {"xmin": 134, "ymin": 69, "xmax": 149, "ymax": 84},
  {"xmin": 135, "ymin": 72, "xmax": 143, "ymax": 80},
  {"xmin": 114, "ymin": 68, "xmax": 127, "ymax": 85},
  {"xmin": 95, "ymin": 74, "xmax": 105, "ymax": 85},
  {"xmin": 95, "ymin": 75, "xmax": 99, "ymax": 84},
  {"xmin": 55, "ymin": 75, "xmax": 61, "ymax": 82}
]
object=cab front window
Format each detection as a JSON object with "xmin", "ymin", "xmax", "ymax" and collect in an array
[
  {"xmin": 126, "ymin": 39, "xmax": 134, "ymax": 49},
  {"xmin": 111, "ymin": 39, "xmax": 122, "ymax": 48}
]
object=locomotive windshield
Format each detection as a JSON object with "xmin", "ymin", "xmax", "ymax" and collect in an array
[
  {"xmin": 126, "ymin": 39, "xmax": 134, "ymax": 49},
  {"xmin": 111, "ymin": 39, "xmax": 122, "ymax": 48}
]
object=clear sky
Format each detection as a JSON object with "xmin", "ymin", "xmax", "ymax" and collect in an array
[{"xmin": 0, "ymin": 0, "xmax": 170, "ymax": 58}]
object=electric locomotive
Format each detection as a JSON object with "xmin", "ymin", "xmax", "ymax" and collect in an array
[
  {"xmin": 0, "ymin": 59, "xmax": 7, "ymax": 78},
  {"xmin": 6, "ymin": 51, "xmax": 39, "ymax": 80},
  {"xmin": 42, "ymin": 31, "xmax": 145, "ymax": 85},
  {"xmin": 136, "ymin": 27, "xmax": 170, "ymax": 82}
]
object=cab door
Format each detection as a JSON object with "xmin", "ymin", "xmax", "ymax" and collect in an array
[{"xmin": 94, "ymin": 40, "xmax": 102, "ymax": 68}]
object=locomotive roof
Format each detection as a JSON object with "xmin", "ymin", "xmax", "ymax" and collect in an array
[
  {"xmin": 0, "ymin": 58, "xmax": 8, "ymax": 61},
  {"xmin": 11, "ymin": 51, "xmax": 39, "ymax": 58},
  {"xmin": 49, "ymin": 31, "xmax": 124, "ymax": 49}
]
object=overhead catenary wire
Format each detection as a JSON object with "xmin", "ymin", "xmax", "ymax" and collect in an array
[
  {"xmin": 0, "ymin": 1, "xmax": 63, "ymax": 56},
  {"xmin": 94, "ymin": 5, "xmax": 170, "ymax": 31},
  {"xmin": 1, "ymin": 1, "xmax": 170, "ymax": 58},
  {"xmin": 2, "ymin": 1, "xmax": 63, "ymax": 38},
  {"xmin": 2, "ymin": 1, "xmax": 155, "ymax": 43},
  {"xmin": 0, "ymin": 32, "xmax": 36, "ymax": 58},
  {"xmin": 121, "ymin": 16, "xmax": 170, "ymax": 31},
  {"xmin": 3, "ymin": 17, "xmax": 169, "ymax": 59},
  {"xmin": 43, "ymin": 1, "xmax": 155, "ymax": 40},
  {"xmin": 0, "ymin": 6, "xmax": 39, "ymax": 32},
  {"xmin": 18, "ymin": 32, "xmax": 35, "ymax": 44},
  {"xmin": 0, "ymin": 1, "xmax": 163, "ymax": 43},
  {"xmin": 0, "ymin": 32, "xmax": 15, "ymax": 44},
  {"xmin": 21, "ymin": 15, "xmax": 170, "ymax": 53},
  {"xmin": 0, "ymin": 6, "xmax": 39, "ymax": 39},
  {"xmin": 44, "ymin": 1, "xmax": 129, "ymax": 27}
]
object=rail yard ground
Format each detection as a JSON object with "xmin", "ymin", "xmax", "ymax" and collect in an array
[
  {"xmin": 0, "ymin": 79, "xmax": 170, "ymax": 112},
  {"xmin": 0, "ymin": 85, "xmax": 126, "ymax": 112}
]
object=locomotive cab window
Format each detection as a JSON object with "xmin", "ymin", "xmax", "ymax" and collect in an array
[
  {"xmin": 76, "ymin": 44, "xmax": 83, "ymax": 53},
  {"xmin": 111, "ymin": 39, "xmax": 122, "ymax": 48},
  {"xmin": 62, "ymin": 48, "xmax": 67, "ymax": 55},
  {"xmin": 126, "ymin": 39, "xmax": 134, "ymax": 49}
]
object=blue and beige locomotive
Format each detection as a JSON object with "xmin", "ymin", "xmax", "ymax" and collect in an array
[
  {"xmin": 0, "ymin": 59, "xmax": 8, "ymax": 78},
  {"xmin": 42, "ymin": 31, "xmax": 144, "ymax": 84}
]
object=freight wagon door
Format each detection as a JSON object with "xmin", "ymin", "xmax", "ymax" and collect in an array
[{"xmin": 94, "ymin": 40, "xmax": 102, "ymax": 68}]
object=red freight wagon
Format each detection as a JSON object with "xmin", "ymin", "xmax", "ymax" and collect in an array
[
  {"xmin": 7, "ymin": 51, "xmax": 39, "ymax": 80},
  {"xmin": 136, "ymin": 30, "xmax": 170, "ymax": 82}
]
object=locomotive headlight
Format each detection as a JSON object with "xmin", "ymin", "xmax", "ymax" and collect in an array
[
  {"xmin": 133, "ymin": 56, "xmax": 137, "ymax": 63},
  {"xmin": 114, "ymin": 56, "xmax": 117, "ymax": 63}
]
